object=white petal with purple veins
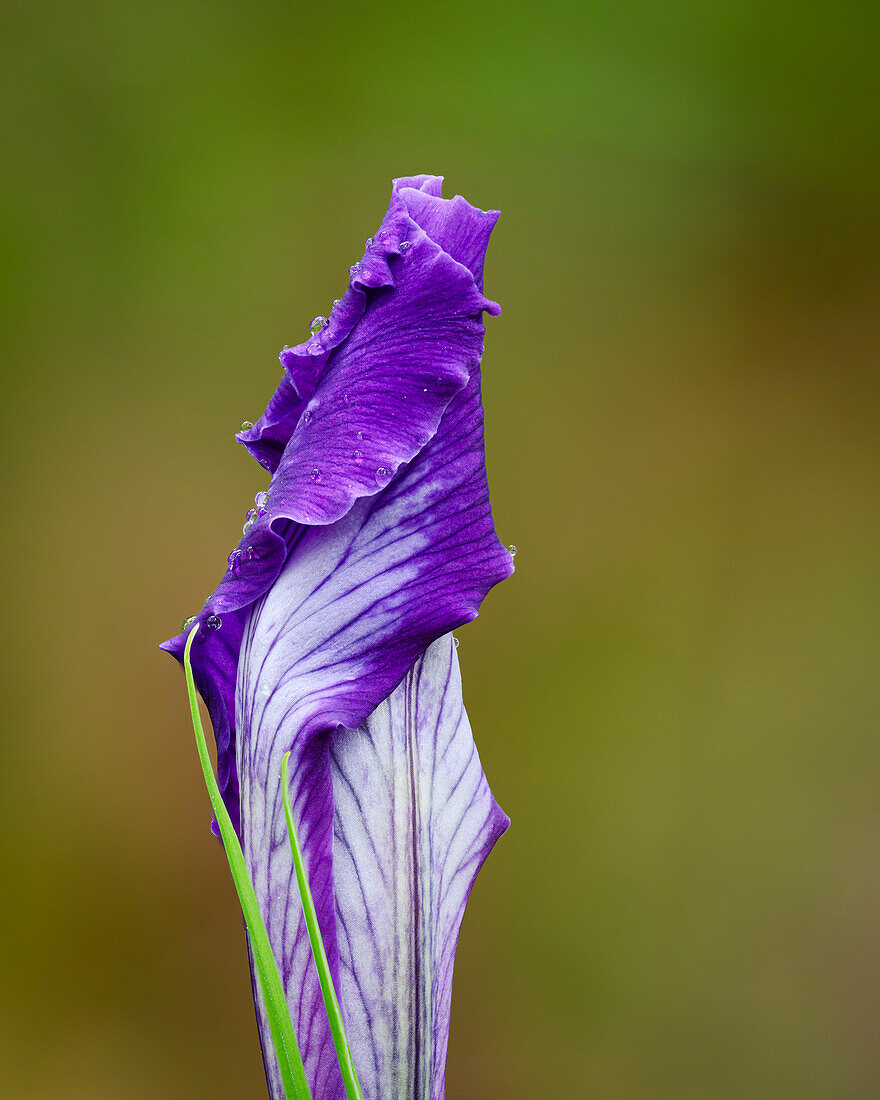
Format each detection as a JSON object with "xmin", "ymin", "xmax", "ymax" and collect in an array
[
  {"xmin": 239, "ymin": 631, "xmax": 507, "ymax": 1100},
  {"xmin": 331, "ymin": 634, "xmax": 508, "ymax": 1099}
]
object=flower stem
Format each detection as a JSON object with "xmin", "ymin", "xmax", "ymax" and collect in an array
[
  {"xmin": 183, "ymin": 626, "xmax": 312, "ymax": 1100},
  {"xmin": 281, "ymin": 751, "xmax": 365, "ymax": 1100}
]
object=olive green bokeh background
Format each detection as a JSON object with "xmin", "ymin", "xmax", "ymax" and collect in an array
[{"xmin": 3, "ymin": 2, "xmax": 880, "ymax": 1096}]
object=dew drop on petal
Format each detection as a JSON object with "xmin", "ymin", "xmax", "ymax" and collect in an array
[
  {"xmin": 255, "ymin": 491, "xmax": 269, "ymax": 515},
  {"xmin": 246, "ymin": 545, "xmax": 259, "ymax": 561},
  {"xmin": 181, "ymin": 615, "xmax": 196, "ymax": 632},
  {"xmin": 240, "ymin": 420, "xmax": 253, "ymax": 431},
  {"xmin": 508, "ymin": 544, "xmax": 517, "ymax": 557},
  {"xmin": 349, "ymin": 262, "xmax": 361, "ymax": 278},
  {"xmin": 302, "ymin": 409, "xmax": 313, "ymax": 424},
  {"xmin": 364, "ymin": 237, "xmax": 373, "ymax": 248},
  {"xmin": 356, "ymin": 430, "xmax": 364, "ymax": 439},
  {"xmin": 398, "ymin": 240, "xmax": 411, "ymax": 253},
  {"xmin": 308, "ymin": 342, "xmax": 323, "ymax": 356},
  {"xmin": 310, "ymin": 468, "xmax": 320, "ymax": 480},
  {"xmin": 206, "ymin": 614, "xmax": 222, "ymax": 630},
  {"xmin": 332, "ymin": 298, "xmax": 341, "ymax": 309},
  {"xmin": 375, "ymin": 466, "xmax": 391, "ymax": 485},
  {"xmin": 353, "ymin": 449, "xmax": 362, "ymax": 459},
  {"xmin": 309, "ymin": 315, "xmax": 328, "ymax": 335},
  {"xmin": 227, "ymin": 549, "xmax": 242, "ymax": 571},
  {"xmin": 453, "ymin": 636, "xmax": 460, "ymax": 649}
]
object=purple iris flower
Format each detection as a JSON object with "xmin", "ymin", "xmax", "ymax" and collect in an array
[{"xmin": 162, "ymin": 175, "xmax": 512, "ymax": 1099}]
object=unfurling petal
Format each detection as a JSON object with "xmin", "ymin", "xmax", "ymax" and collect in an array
[
  {"xmin": 241, "ymin": 633, "xmax": 508, "ymax": 1100},
  {"xmin": 160, "ymin": 175, "xmax": 504, "ymax": 836}
]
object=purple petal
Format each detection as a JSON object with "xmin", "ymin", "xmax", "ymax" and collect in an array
[
  {"xmin": 242, "ymin": 635, "xmax": 508, "ymax": 1099},
  {"xmin": 235, "ymin": 175, "xmax": 498, "ymax": 477},
  {"xmin": 161, "ymin": 176, "xmax": 505, "ymax": 836},
  {"xmin": 237, "ymin": 359, "xmax": 512, "ymax": 763},
  {"xmin": 392, "ymin": 174, "xmax": 445, "ymax": 197},
  {"xmin": 267, "ymin": 235, "xmax": 492, "ymax": 527}
]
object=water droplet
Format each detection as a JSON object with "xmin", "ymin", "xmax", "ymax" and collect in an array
[
  {"xmin": 353, "ymin": 449, "xmax": 362, "ymax": 459},
  {"xmin": 243, "ymin": 508, "xmax": 256, "ymax": 535},
  {"xmin": 342, "ymin": 392, "xmax": 350, "ymax": 404},
  {"xmin": 309, "ymin": 315, "xmax": 328, "ymax": 335},
  {"xmin": 227, "ymin": 549, "xmax": 242, "ymax": 571},
  {"xmin": 254, "ymin": 491, "xmax": 269, "ymax": 516},
  {"xmin": 453, "ymin": 636, "xmax": 460, "ymax": 649},
  {"xmin": 181, "ymin": 615, "xmax": 196, "ymax": 632},
  {"xmin": 398, "ymin": 240, "xmax": 411, "ymax": 253},
  {"xmin": 310, "ymin": 468, "xmax": 320, "ymax": 481},
  {"xmin": 240, "ymin": 420, "xmax": 253, "ymax": 431},
  {"xmin": 508, "ymin": 544, "xmax": 517, "ymax": 557},
  {"xmin": 206, "ymin": 614, "xmax": 222, "ymax": 630},
  {"xmin": 364, "ymin": 236, "xmax": 373, "ymax": 248},
  {"xmin": 375, "ymin": 466, "xmax": 391, "ymax": 485},
  {"xmin": 246, "ymin": 545, "xmax": 259, "ymax": 561},
  {"xmin": 332, "ymin": 298, "xmax": 341, "ymax": 309},
  {"xmin": 349, "ymin": 262, "xmax": 361, "ymax": 278},
  {"xmin": 308, "ymin": 341, "xmax": 323, "ymax": 356},
  {"xmin": 356, "ymin": 430, "xmax": 364, "ymax": 439}
]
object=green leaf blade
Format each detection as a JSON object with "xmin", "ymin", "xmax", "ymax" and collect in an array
[
  {"xmin": 183, "ymin": 627, "xmax": 312, "ymax": 1100},
  {"xmin": 281, "ymin": 751, "xmax": 365, "ymax": 1100}
]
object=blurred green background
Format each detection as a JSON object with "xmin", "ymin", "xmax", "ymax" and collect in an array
[{"xmin": 2, "ymin": 1, "xmax": 879, "ymax": 1096}]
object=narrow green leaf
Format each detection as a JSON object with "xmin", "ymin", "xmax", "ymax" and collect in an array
[
  {"xmin": 183, "ymin": 626, "xmax": 312, "ymax": 1100},
  {"xmin": 281, "ymin": 751, "xmax": 365, "ymax": 1100}
]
